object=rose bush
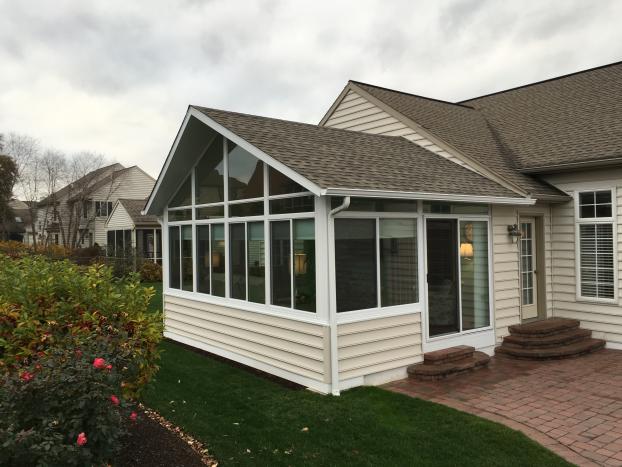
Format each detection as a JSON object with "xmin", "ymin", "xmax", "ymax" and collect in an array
[{"xmin": 0, "ymin": 254, "xmax": 163, "ymax": 465}]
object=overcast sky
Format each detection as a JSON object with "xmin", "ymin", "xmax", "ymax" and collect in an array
[{"xmin": 1, "ymin": 0, "xmax": 621, "ymax": 178}]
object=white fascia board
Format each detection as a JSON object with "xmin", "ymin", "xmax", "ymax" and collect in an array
[
  {"xmin": 189, "ymin": 108, "xmax": 323, "ymax": 197},
  {"xmin": 104, "ymin": 200, "xmax": 122, "ymax": 228},
  {"xmin": 321, "ymin": 188, "xmax": 536, "ymax": 205},
  {"xmin": 143, "ymin": 111, "xmax": 193, "ymax": 215}
]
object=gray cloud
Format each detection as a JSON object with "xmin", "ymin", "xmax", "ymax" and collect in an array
[{"xmin": 0, "ymin": 0, "xmax": 621, "ymax": 179}]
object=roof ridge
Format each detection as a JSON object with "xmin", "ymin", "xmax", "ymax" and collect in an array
[
  {"xmin": 349, "ymin": 80, "xmax": 475, "ymax": 109},
  {"xmin": 460, "ymin": 59, "xmax": 622, "ymax": 103},
  {"xmin": 193, "ymin": 106, "xmax": 414, "ymax": 142}
]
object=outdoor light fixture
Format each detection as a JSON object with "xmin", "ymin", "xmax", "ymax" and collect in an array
[{"xmin": 507, "ymin": 224, "xmax": 522, "ymax": 242}]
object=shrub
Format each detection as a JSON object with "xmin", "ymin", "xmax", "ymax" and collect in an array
[
  {"xmin": 139, "ymin": 260, "xmax": 162, "ymax": 282},
  {"xmin": 0, "ymin": 254, "xmax": 162, "ymax": 465}
]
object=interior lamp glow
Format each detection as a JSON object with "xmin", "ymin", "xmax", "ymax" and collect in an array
[{"xmin": 460, "ymin": 242, "xmax": 474, "ymax": 259}]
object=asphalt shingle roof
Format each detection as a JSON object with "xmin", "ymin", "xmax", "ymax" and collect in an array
[
  {"xmin": 195, "ymin": 106, "xmax": 522, "ymax": 199},
  {"xmin": 117, "ymin": 199, "xmax": 158, "ymax": 225},
  {"xmin": 461, "ymin": 62, "xmax": 622, "ymax": 170},
  {"xmin": 351, "ymin": 82, "xmax": 565, "ymax": 198}
]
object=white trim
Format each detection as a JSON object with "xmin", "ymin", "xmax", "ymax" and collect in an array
[
  {"xmin": 190, "ymin": 108, "xmax": 323, "ymax": 196},
  {"xmin": 336, "ymin": 307, "xmax": 421, "ymax": 324},
  {"xmin": 164, "ymin": 288, "xmax": 328, "ymax": 326},
  {"xmin": 322, "ymin": 188, "xmax": 535, "ymax": 205},
  {"xmin": 164, "ymin": 331, "xmax": 330, "ymax": 394}
]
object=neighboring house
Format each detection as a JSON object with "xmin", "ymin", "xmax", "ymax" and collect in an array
[
  {"xmin": 144, "ymin": 61, "xmax": 622, "ymax": 395},
  {"xmin": 1, "ymin": 199, "xmax": 33, "ymax": 243},
  {"xmin": 37, "ymin": 164, "xmax": 155, "ymax": 248},
  {"xmin": 105, "ymin": 198, "xmax": 162, "ymax": 262}
]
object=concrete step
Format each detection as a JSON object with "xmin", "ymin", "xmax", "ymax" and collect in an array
[
  {"xmin": 408, "ymin": 351, "xmax": 490, "ymax": 380},
  {"xmin": 508, "ymin": 318, "xmax": 580, "ymax": 337},
  {"xmin": 503, "ymin": 327, "xmax": 592, "ymax": 348},
  {"xmin": 423, "ymin": 345, "xmax": 474, "ymax": 365},
  {"xmin": 496, "ymin": 338, "xmax": 605, "ymax": 360}
]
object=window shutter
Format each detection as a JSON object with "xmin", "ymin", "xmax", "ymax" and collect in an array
[{"xmin": 579, "ymin": 223, "xmax": 615, "ymax": 299}]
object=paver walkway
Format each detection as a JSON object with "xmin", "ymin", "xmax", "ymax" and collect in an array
[{"xmin": 385, "ymin": 349, "xmax": 622, "ymax": 467}]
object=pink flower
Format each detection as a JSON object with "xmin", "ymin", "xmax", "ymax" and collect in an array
[
  {"xmin": 106, "ymin": 364, "xmax": 112, "ymax": 371},
  {"xmin": 77, "ymin": 432, "xmax": 87, "ymax": 446},
  {"xmin": 110, "ymin": 395, "xmax": 120, "ymax": 406},
  {"xmin": 130, "ymin": 411, "xmax": 137, "ymax": 422},
  {"xmin": 92, "ymin": 358, "xmax": 106, "ymax": 369},
  {"xmin": 20, "ymin": 371, "xmax": 34, "ymax": 382}
]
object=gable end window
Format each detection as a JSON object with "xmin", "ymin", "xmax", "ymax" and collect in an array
[{"xmin": 576, "ymin": 189, "xmax": 616, "ymax": 301}]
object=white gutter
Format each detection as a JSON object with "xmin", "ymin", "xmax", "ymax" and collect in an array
[
  {"xmin": 322, "ymin": 188, "xmax": 536, "ymax": 205},
  {"xmin": 327, "ymin": 196, "xmax": 350, "ymax": 396}
]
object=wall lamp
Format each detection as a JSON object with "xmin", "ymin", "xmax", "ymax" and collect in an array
[{"xmin": 507, "ymin": 224, "xmax": 522, "ymax": 242}]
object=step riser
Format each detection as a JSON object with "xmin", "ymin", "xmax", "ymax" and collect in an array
[
  {"xmin": 496, "ymin": 340, "xmax": 605, "ymax": 360},
  {"xmin": 408, "ymin": 351, "xmax": 490, "ymax": 380},
  {"xmin": 508, "ymin": 318, "xmax": 580, "ymax": 337},
  {"xmin": 504, "ymin": 332, "xmax": 592, "ymax": 349},
  {"xmin": 424, "ymin": 352, "xmax": 474, "ymax": 365}
]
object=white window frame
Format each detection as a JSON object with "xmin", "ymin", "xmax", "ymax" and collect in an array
[
  {"xmin": 574, "ymin": 187, "xmax": 618, "ymax": 304},
  {"xmin": 331, "ymin": 208, "xmax": 423, "ymax": 324},
  {"xmin": 163, "ymin": 134, "xmax": 325, "ymax": 325}
]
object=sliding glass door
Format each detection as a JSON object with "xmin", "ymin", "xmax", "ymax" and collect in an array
[{"xmin": 426, "ymin": 218, "xmax": 490, "ymax": 338}]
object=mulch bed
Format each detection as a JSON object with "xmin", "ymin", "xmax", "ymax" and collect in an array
[{"xmin": 117, "ymin": 406, "xmax": 217, "ymax": 467}]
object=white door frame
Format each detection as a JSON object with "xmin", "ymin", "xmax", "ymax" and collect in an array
[{"xmin": 519, "ymin": 217, "xmax": 539, "ymax": 321}]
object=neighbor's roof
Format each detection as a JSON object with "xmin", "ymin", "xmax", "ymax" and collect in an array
[
  {"xmin": 195, "ymin": 106, "xmax": 522, "ymax": 200},
  {"xmin": 460, "ymin": 61, "xmax": 622, "ymax": 171},
  {"xmin": 350, "ymin": 81, "xmax": 565, "ymax": 198},
  {"xmin": 117, "ymin": 199, "xmax": 159, "ymax": 226}
]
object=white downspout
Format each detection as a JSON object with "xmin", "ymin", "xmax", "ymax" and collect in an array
[{"xmin": 328, "ymin": 196, "xmax": 350, "ymax": 396}]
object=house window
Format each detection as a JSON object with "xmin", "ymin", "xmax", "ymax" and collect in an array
[
  {"xmin": 335, "ymin": 217, "xmax": 418, "ymax": 313},
  {"xmin": 168, "ymin": 225, "xmax": 193, "ymax": 291},
  {"xmin": 95, "ymin": 201, "xmax": 113, "ymax": 217},
  {"xmin": 577, "ymin": 189, "xmax": 616, "ymax": 300},
  {"xmin": 167, "ymin": 136, "xmax": 316, "ymax": 313},
  {"xmin": 106, "ymin": 229, "xmax": 132, "ymax": 257}
]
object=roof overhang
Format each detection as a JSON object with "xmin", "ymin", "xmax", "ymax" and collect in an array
[
  {"xmin": 322, "ymin": 188, "xmax": 536, "ymax": 205},
  {"xmin": 143, "ymin": 107, "xmax": 323, "ymax": 216}
]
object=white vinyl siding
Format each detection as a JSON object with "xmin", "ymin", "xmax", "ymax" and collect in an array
[
  {"xmin": 106, "ymin": 204, "xmax": 135, "ymax": 231},
  {"xmin": 323, "ymin": 90, "xmax": 471, "ymax": 169},
  {"xmin": 545, "ymin": 169, "xmax": 622, "ymax": 347},
  {"xmin": 164, "ymin": 294, "xmax": 329, "ymax": 386},
  {"xmin": 337, "ymin": 313, "xmax": 422, "ymax": 382}
]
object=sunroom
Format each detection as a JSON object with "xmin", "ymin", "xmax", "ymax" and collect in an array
[{"xmin": 145, "ymin": 106, "xmax": 534, "ymax": 394}]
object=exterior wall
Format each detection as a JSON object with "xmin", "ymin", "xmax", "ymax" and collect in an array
[
  {"xmin": 323, "ymin": 89, "xmax": 470, "ymax": 168},
  {"xmin": 106, "ymin": 205, "xmax": 134, "ymax": 231},
  {"xmin": 337, "ymin": 313, "xmax": 423, "ymax": 388},
  {"xmin": 163, "ymin": 294, "xmax": 331, "ymax": 391},
  {"xmin": 491, "ymin": 203, "xmax": 553, "ymax": 342},
  {"xmin": 545, "ymin": 169, "xmax": 622, "ymax": 347}
]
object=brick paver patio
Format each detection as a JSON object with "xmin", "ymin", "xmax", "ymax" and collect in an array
[{"xmin": 385, "ymin": 349, "xmax": 622, "ymax": 467}]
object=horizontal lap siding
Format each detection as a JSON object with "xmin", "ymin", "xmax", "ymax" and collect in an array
[
  {"xmin": 546, "ymin": 170, "xmax": 622, "ymax": 346},
  {"xmin": 164, "ymin": 295, "xmax": 329, "ymax": 382},
  {"xmin": 337, "ymin": 313, "xmax": 422, "ymax": 381},
  {"xmin": 106, "ymin": 205, "xmax": 134, "ymax": 230},
  {"xmin": 323, "ymin": 90, "xmax": 469, "ymax": 168}
]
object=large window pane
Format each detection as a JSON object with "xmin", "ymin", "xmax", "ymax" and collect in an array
[
  {"xmin": 195, "ymin": 135, "xmax": 224, "ymax": 205},
  {"xmin": 380, "ymin": 219, "xmax": 417, "ymax": 306},
  {"xmin": 229, "ymin": 201, "xmax": 264, "ymax": 217},
  {"xmin": 196, "ymin": 205, "xmax": 224, "ymax": 220},
  {"xmin": 228, "ymin": 142, "xmax": 263, "ymax": 201},
  {"xmin": 197, "ymin": 225, "xmax": 210, "ymax": 293},
  {"xmin": 169, "ymin": 226, "xmax": 180, "ymax": 289},
  {"xmin": 269, "ymin": 196, "xmax": 314, "ymax": 214},
  {"xmin": 181, "ymin": 225, "xmax": 193, "ymax": 291},
  {"xmin": 335, "ymin": 219, "xmax": 377, "ymax": 312},
  {"xmin": 169, "ymin": 177, "xmax": 192, "ymax": 207},
  {"xmin": 247, "ymin": 222, "xmax": 265, "ymax": 304},
  {"xmin": 168, "ymin": 209, "xmax": 192, "ymax": 221},
  {"xmin": 460, "ymin": 221, "xmax": 490, "ymax": 330},
  {"xmin": 211, "ymin": 225, "xmax": 226, "ymax": 297},
  {"xmin": 269, "ymin": 167, "xmax": 306, "ymax": 195},
  {"xmin": 294, "ymin": 219, "xmax": 315, "ymax": 312},
  {"xmin": 230, "ymin": 223, "xmax": 246, "ymax": 300},
  {"xmin": 271, "ymin": 221, "xmax": 291, "ymax": 307}
]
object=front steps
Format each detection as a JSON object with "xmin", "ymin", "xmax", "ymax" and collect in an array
[
  {"xmin": 407, "ymin": 345, "xmax": 490, "ymax": 380},
  {"xmin": 496, "ymin": 318, "xmax": 605, "ymax": 360}
]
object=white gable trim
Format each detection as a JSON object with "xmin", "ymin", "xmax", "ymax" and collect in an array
[
  {"xmin": 144, "ymin": 107, "xmax": 324, "ymax": 215},
  {"xmin": 105, "ymin": 200, "xmax": 133, "ymax": 229}
]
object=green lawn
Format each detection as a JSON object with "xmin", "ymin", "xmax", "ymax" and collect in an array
[{"xmin": 142, "ymin": 338, "xmax": 571, "ymax": 467}]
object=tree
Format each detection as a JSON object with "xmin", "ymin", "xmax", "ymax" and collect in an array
[{"xmin": 0, "ymin": 154, "xmax": 18, "ymax": 240}]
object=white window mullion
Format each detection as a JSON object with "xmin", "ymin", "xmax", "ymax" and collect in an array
[
  {"xmin": 376, "ymin": 217, "xmax": 381, "ymax": 308},
  {"xmin": 290, "ymin": 219, "xmax": 294, "ymax": 309},
  {"xmin": 264, "ymin": 164, "xmax": 270, "ymax": 305}
]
